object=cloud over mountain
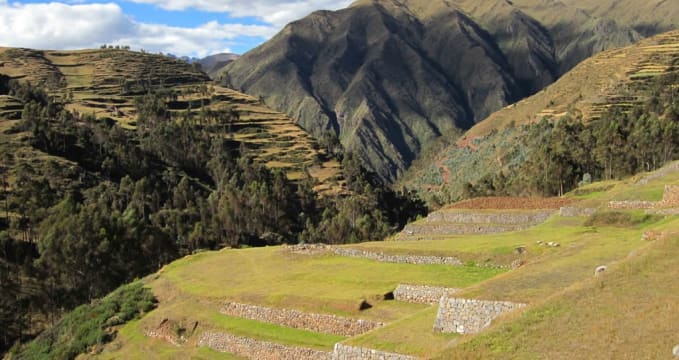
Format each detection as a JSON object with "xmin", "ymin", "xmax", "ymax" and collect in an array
[{"xmin": 0, "ymin": 0, "xmax": 350, "ymax": 56}]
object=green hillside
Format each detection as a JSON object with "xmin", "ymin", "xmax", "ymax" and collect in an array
[
  {"xmin": 15, "ymin": 161, "xmax": 677, "ymax": 359},
  {"xmin": 0, "ymin": 47, "xmax": 345, "ymax": 194},
  {"xmin": 0, "ymin": 47, "xmax": 430, "ymax": 355}
]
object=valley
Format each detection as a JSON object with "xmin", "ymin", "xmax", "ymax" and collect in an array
[{"xmin": 2, "ymin": 1, "xmax": 679, "ymax": 359}]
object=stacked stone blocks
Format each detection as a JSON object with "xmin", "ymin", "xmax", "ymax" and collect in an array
[
  {"xmin": 393, "ymin": 284, "xmax": 458, "ymax": 304},
  {"xmin": 433, "ymin": 296, "xmax": 526, "ymax": 334}
]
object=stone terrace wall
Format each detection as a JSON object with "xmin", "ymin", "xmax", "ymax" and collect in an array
[
  {"xmin": 220, "ymin": 302, "xmax": 383, "ymax": 336},
  {"xmin": 433, "ymin": 297, "xmax": 526, "ymax": 334},
  {"xmin": 559, "ymin": 207, "xmax": 597, "ymax": 217},
  {"xmin": 393, "ymin": 284, "xmax": 458, "ymax": 304},
  {"xmin": 332, "ymin": 344, "xmax": 418, "ymax": 360},
  {"xmin": 662, "ymin": 185, "xmax": 679, "ymax": 206},
  {"xmin": 199, "ymin": 332, "xmax": 331, "ymax": 360},
  {"xmin": 608, "ymin": 200, "xmax": 658, "ymax": 209},
  {"xmin": 426, "ymin": 210, "xmax": 554, "ymax": 225},
  {"xmin": 333, "ymin": 248, "xmax": 462, "ymax": 266}
]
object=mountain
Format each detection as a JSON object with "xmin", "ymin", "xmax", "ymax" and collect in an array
[
  {"xmin": 399, "ymin": 30, "xmax": 679, "ymax": 205},
  {"xmin": 222, "ymin": 0, "xmax": 679, "ymax": 181},
  {"xmin": 199, "ymin": 53, "xmax": 240, "ymax": 78}
]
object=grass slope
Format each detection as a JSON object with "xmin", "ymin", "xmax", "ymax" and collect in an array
[{"xmin": 438, "ymin": 221, "xmax": 679, "ymax": 359}]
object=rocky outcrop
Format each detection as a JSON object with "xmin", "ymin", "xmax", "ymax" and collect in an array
[
  {"xmin": 393, "ymin": 284, "xmax": 458, "ymax": 305},
  {"xmin": 433, "ymin": 297, "xmax": 526, "ymax": 334},
  {"xmin": 220, "ymin": 302, "xmax": 383, "ymax": 336},
  {"xmin": 332, "ymin": 344, "xmax": 418, "ymax": 360},
  {"xmin": 198, "ymin": 332, "xmax": 331, "ymax": 360},
  {"xmin": 333, "ymin": 248, "xmax": 462, "ymax": 266}
]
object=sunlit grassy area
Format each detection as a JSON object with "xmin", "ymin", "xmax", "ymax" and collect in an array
[
  {"xmin": 345, "ymin": 307, "xmax": 459, "ymax": 357},
  {"xmin": 437, "ymin": 219, "xmax": 679, "ymax": 359},
  {"xmin": 161, "ymin": 246, "xmax": 504, "ymax": 319}
]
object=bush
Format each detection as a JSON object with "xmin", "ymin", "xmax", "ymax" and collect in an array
[{"xmin": 11, "ymin": 281, "xmax": 155, "ymax": 360}]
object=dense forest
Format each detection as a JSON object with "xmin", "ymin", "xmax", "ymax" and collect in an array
[{"xmin": 0, "ymin": 80, "xmax": 426, "ymax": 354}]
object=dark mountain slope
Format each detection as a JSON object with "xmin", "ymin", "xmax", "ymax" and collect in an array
[
  {"xmin": 224, "ymin": 0, "xmax": 678, "ymax": 181},
  {"xmin": 225, "ymin": 1, "xmax": 524, "ymax": 180}
]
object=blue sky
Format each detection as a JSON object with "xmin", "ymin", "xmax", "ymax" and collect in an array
[{"xmin": 0, "ymin": 0, "xmax": 353, "ymax": 56}]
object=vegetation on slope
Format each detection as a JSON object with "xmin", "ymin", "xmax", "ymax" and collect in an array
[
  {"xmin": 403, "ymin": 68, "xmax": 679, "ymax": 206},
  {"xmin": 7, "ymin": 281, "xmax": 155, "ymax": 360},
  {"xmin": 93, "ymin": 162, "xmax": 679, "ymax": 358},
  {"xmin": 0, "ymin": 51, "xmax": 426, "ymax": 354}
]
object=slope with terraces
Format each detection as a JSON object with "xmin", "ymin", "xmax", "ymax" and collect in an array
[
  {"xmin": 83, "ymin": 161, "xmax": 679, "ymax": 359},
  {"xmin": 465, "ymin": 30, "xmax": 679, "ymax": 138},
  {"xmin": 0, "ymin": 47, "xmax": 346, "ymax": 194}
]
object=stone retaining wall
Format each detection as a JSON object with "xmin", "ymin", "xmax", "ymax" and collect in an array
[
  {"xmin": 332, "ymin": 344, "xmax": 418, "ymax": 360},
  {"xmin": 662, "ymin": 185, "xmax": 679, "ymax": 206},
  {"xmin": 393, "ymin": 284, "xmax": 458, "ymax": 304},
  {"xmin": 608, "ymin": 200, "xmax": 658, "ymax": 209},
  {"xmin": 559, "ymin": 207, "xmax": 597, "ymax": 217},
  {"xmin": 199, "ymin": 332, "xmax": 331, "ymax": 360},
  {"xmin": 433, "ymin": 297, "xmax": 526, "ymax": 334},
  {"xmin": 333, "ymin": 248, "xmax": 462, "ymax": 266},
  {"xmin": 220, "ymin": 302, "xmax": 383, "ymax": 336},
  {"xmin": 426, "ymin": 210, "xmax": 554, "ymax": 225}
]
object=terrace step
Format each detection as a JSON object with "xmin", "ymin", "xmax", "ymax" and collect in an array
[
  {"xmin": 199, "ymin": 332, "xmax": 332, "ymax": 360},
  {"xmin": 220, "ymin": 302, "xmax": 383, "ymax": 337}
]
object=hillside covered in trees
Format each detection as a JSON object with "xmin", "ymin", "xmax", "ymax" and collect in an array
[{"xmin": 0, "ymin": 49, "xmax": 426, "ymax": 354}]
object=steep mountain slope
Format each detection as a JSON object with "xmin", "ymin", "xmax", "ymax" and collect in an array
[
  {"xmin": 400, "ymin": 30, "xmax": 679, "ymax": 205},
  {"xmin": 223, "ymin": 0, "xmax": 678, "ymax": 181},
  {"xmin": 199, "ymin": 53, "xmax": 240, "ymax": 78}
]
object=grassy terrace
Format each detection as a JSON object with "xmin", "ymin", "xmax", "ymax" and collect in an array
[
  {"xmin": 440, "ymin": 218, "xmax": 679, "ymax": 360},
  {"xmin": 160, "ymin": 247, "xmax": 503, "ymax": 319}
]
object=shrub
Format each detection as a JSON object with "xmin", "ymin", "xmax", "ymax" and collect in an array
[{"xmin": 11, "ymin": 281, "xmax": 155, "ymax": 360}]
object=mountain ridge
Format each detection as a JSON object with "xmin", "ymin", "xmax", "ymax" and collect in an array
[{"xmin": 223, "ymin": 0, "xmax": 678, "ymax": 181}]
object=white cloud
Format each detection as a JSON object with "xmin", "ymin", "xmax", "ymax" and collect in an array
[
  {"xmin": 0, "ymin": 1, "xmax": 277, "ymax": 57},
  {"xmin": 128, "ymin": 0, "xmax": 354, "ymax": 27}
]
